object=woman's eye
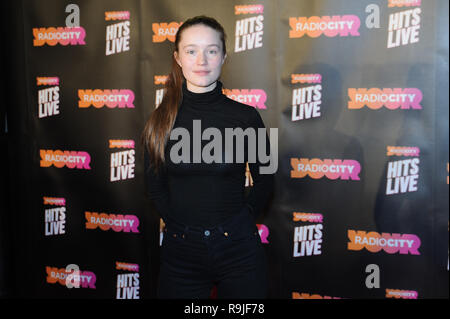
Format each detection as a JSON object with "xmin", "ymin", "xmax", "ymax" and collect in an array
[
  {"xmin": 186, "ymin": 50, "xmax": 195, "ymax": 55},
  {"xmin": 208, "ymin": 50, "xmax": 218, "ymax": 54}
]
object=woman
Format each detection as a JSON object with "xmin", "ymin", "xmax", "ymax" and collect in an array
[{"xmin": 142, "ymin": 15, "xmax": 274, "ymax": 299}]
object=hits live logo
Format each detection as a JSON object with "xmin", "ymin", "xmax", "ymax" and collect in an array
[
  {"xmin": 387, "ymin": 7, "xmax": 421, "ymax": 48},
  {"xmin": 291, "ymin": 82, "xmax": 322, "ymax": 121},
  {"xmin": 110, "ymin": 140, "xmax": 135, "ymax": 182},
  {"xmin": 37, "ymin": 77, "xmax": 60, "ymax": 118},
  {"xmin": 154, "ymin": 75, "xmax": 168, "ymax": 108},
  {"xmin": 292, "ymin": 212, "xmax": 323, "ymax": 257},
  {"xmin": 386, "ymin": 147, "xmax": 420, "ymax": 195},
  {"xmin": 234, "ymin": 5, "xmax": 264, "ymax": 52},
  {"xmin": 105, "ymin": 11, "xmax": 130, "ymax": 55},
  {"xmin": 116, "ymin": 262, "xmax": 139, "ymax": 299},
  {"xmin": 44, "ymin": 197, "xmax": 66, "ymax": 236}
]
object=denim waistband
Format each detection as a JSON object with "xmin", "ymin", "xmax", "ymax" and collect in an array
[{"xmin": 164, "ymin": 205, "xmax": 252, "ymax": 239}]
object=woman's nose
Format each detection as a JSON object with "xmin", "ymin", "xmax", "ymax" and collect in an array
[{"xmin": 196, "ymin": 52, "xmax": 207, "ymax": 65}]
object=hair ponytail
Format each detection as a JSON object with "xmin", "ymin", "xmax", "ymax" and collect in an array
[{"xmin": 141, "ymin": 57, "xmax": 183, "ymax": 175}]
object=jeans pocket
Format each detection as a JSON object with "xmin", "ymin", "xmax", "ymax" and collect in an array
[{"xmin": 230, "ymin": 232, "xmax": 259, "ymax": 244}]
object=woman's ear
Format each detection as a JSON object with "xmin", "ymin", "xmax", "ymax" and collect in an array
[{"xmin": 174, "ymin": 51, "xmax": 181, "ymax": 67}]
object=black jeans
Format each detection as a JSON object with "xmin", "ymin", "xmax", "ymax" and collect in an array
[{"xmin": 157, "ymin": 205, "xmax": 268, "ymax": 299}]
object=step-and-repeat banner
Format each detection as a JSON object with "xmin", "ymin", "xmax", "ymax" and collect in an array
[{"xmin": 10, "ymin": 0, "xmax": 448, "ymax": 298}]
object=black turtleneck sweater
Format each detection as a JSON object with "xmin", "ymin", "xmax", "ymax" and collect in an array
[{"xmin": 144, "ymin": 80, "xmax": 274, "ymax": 227}]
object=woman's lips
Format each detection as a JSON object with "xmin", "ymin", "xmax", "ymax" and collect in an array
[{"xmin": 193, "ymin": 71, "xmax": 210, "ymax": 76}]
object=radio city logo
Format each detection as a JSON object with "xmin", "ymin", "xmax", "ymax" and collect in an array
[
  {"xmin": 116, "ymin": 262, "xmax": 140, "ymax": 299},
  {"xmin": 387, "ymin": 4, "xmax": 421, "ymax": 48},
  {"xmin": 40, "ymin": 149, "xmax": 91, "ymax": 169},
  {"xmin": 388, "ymin": 0, "xmax": 421, "ymax": 7},
  {"xmin": 109, "ymin": 139, "xmax": 135, "ymax": 182},
  {"xmin": 152, "ymin": 22, "xmax": 182, "ymax": 42},
  {"xmin": 292, "ymin": 212, "xmax": 323, "ymax": 257},
  {"xmin": 348, "ymin": 88, "xmax": 422, "ymax": 110},
  {"xmin": 386, "ymin": 146, "xmax": 420, "ymax": 195},
  {"xmin": 386, "ymin": 289, "xmax": 418, "ymax": 299},
  {"xmin": 234, "ymin": 5, "xmax": 264, "ymax": 52},
  {"xmin": 105, "ymin": 11, "xmax": 130, "ymax": 55},
  {"xmin": 85, "ymin": 211, "xmax": 140, "ymax": 233},
  {"xmin": 292, "ymin": 292, "xmax": 341, "ymax": 299},
  {"xmin": 78, "ymin": 89, "xmax": 135, "ymax": 108},
  {"xmin": 291, "ymin": 74, "xmax": 322, "ymax": 121},
  {"xmin": 223, "ymin": 88, "xmax": 267, "ymax": 109},
  {"xmin": 33, "ymin": 26, "xmax": 86, "ymax": 46},
  {"xmin": 43, "ymin": 197, "xmax": 66, "ymax": 236},
  {"xmin": 387, "ymin": 146, "xmax": 420, "ymax": 157},
  {"xmin": 37, "ymin": 77, "xmax": 60, "ymax": 118},
  {"xmin": 290, "ymin": 158, "xmax": 361, "ymax": 180},
  {"xmin": 291, "ymin": 74, "xmax": 322, "ymax": 84},
  {"xmin": 289, "ymin": 15, "xmax": 360, "ymax": 38},
  {"xmin": 257, "ymin": 224, "xmax": 269, "ymax": 244},
  {"xmin": 347, "ymin": 230, "xmax": 421, "ymax": 255},
  {"xmin": 46, "ymin": 265, "xmax": 96, "ymax": 289}
]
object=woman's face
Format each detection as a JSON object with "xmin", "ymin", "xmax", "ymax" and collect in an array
[{"xmin": 174, "ymin": 24, "xmax": 227, "ymax": 93}]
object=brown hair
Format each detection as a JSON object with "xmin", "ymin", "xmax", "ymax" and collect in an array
[{"xmin": 141, "ymin": 15, "xmax": 227, "ymax": 175}]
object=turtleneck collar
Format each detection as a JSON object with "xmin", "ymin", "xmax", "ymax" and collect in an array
[{"xmin": 181, "ymin": 80, "xmax": 226, "ymax": 108}]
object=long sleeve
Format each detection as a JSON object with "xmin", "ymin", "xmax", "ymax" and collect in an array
[
  {"xmin": 245, "ymin": 108, "xmax": 275, "ymax": 219},
  {"xmin": 144, "ymin": 147, "xmax": 171, "ymax": 221}
]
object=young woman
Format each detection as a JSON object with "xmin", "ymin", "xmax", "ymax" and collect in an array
[{"xmin": 142, "ymin": 15, "xmax": 274, "ymax": 299}]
